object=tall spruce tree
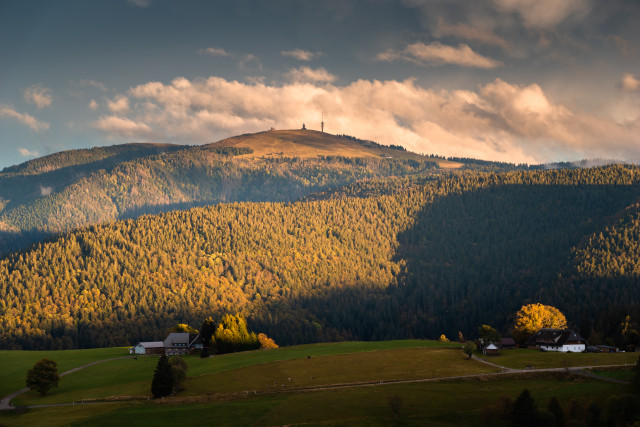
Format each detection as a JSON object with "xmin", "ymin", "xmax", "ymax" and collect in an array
[{"xmin": 151, "ymin": 354, "xmax": 174, "ymax": 398}]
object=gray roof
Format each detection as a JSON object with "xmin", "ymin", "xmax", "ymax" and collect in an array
[{"xmin": 137, "ymin": 341, "xmax": 164, "ymax": 348}]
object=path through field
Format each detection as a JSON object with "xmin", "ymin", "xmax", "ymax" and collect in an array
[{"xmin": 0, "ymin": 356, "xmax": 133, "ymax": 410}]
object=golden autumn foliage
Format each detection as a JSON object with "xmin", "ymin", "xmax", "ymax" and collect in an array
[
  {"xmin": 258, "ymin": 333, "xmax": 279, "ymax": 349},
  {"xmin": 514, "ymin": 303, "xmax": 567, "ymax": 343}
]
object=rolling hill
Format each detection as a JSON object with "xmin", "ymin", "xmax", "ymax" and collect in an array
[
  {"xmin": 1, "ymin": 165, "xmax": 640, "ymax": 350},
  {"xmin": 0, "ymin": 130, "xmax": 456, "ymax": 256}
]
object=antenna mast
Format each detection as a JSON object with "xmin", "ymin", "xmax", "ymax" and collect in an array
[{"xmin": 321, "ymin": 112, "xmax": 325, "ymax": 133}]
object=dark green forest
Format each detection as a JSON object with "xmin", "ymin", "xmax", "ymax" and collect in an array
[{"xmin": 1, "ymin": 165, "xmax": 640, "ymax": 350}]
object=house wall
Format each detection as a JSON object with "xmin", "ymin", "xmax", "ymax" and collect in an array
[{"xmin": 540, "ymin": 344, "xmax": 585, "ymax": 352}]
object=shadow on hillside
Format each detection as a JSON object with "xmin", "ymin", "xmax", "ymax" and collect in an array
[{"xmin": 261, "ymin": 184, "xmax": 640, "ymax": 345}]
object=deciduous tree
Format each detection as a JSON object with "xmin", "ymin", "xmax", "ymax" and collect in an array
[
  {"xmin": 26, "ymin": 358, "xmax": 60, "ymax": 396},
  {"xmin": 514, "ymin": 304, "xmax": 567, "ymax": 344}
]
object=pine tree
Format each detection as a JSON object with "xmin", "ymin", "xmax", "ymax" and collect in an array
[{"xmin": 151, "ymin": 354, "xmax": 173, "ymax": 398}]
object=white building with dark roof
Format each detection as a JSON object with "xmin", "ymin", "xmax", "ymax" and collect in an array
[{"xmin": 525, "ymin": 329, "xmax": 588, "ymax": 353}]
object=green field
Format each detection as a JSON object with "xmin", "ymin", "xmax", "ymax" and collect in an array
[
  {"xmin": 1, "ymin": 341, "xmax": 638, "ymax": 426},
  {"xmin": 0, "ymin": 378, "xmax": 629, "ymax": 426},
  {"xmin": 479, "ymin": 349, "xmax": 639, "ymax": 369},
  {"xmin": 0, "ymin": 347, "xmax": 127, "ymax": 398}
]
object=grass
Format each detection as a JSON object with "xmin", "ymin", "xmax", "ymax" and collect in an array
[
  {"xmin": 184, "ymin": 347, "xmax": 498, "ymax": 395},
  {"xmin": 0, "ymin": 347, "xmax": 127, "ymax": 398},
  {"xmin": 590, "ymin": 368, "xmax": 635, "ymax": 381},
  {"xmin": 0, "ymin": 377, "xmax": 626, "ymax": 426},
  {"xmin": 479, "ymin": 348, "xmax": 639, "ymax": 369},
  {"xmin": 12, "ymin": 340, "xmax": 462, "ymax": 405}
]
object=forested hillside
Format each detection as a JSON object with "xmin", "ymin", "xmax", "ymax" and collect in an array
[
  {"xmin": 0, "ymin": 130, "xmax": 446, "ymax": 256},
  {"xmin": 1, "ymin": 165, "xmax": 640, "ymax": 350}
]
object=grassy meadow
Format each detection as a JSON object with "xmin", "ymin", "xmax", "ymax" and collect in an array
[
  {"xmin": 1, "ymin": 340, "xmax": 637, "ymax": 426},
  {"xmin": 479, "ymin": 348, "xmax": 639, "ymax": 369}
]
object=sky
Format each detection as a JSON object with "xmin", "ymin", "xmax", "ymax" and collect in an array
[{"xmin": 1, "ymin": 0, "xmax": 639, "ymax": 169}]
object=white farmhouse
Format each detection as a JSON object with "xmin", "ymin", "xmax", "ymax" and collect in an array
[{"xmin": 525, "ymin": 329, "xmax": 588, "ymax": 353}]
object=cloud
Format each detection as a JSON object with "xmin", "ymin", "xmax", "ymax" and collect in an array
[
  {"xmin": 24, "ymin": 84, "xmax": 53, "ymax": 108},
  {"xmin": 127, "ymin": 0, "xmax": 150, "ymax": 7},
  {"xmin": 18, "ymin": 148, "xmax": 39, "ymax": 157},
  {"xmin": 434, "ymin": 18, "xmax": 511, "ymax": 51},
  {"xmin": 0, "ymin": 105, "xmax": 50, "ymax": 131},
  {"xmin": 89, "ymin": 99, "xmax": 99, "ymax": 111},
  {"xmin": 377, "ymin": 42, "xmax": 502, "ymax": 68},
  {"xmin": 88, "ymin": 75, "xmax": 640, "ymax": 164},
  {"xmin": 93, "ymin": 116, "xmax": 154, "ymax": 139},
  {"xmin": 621, "ymin": 73, "xmax": 640, "ymax": 92},
  {"xmin": 40, "ymin": 186, "xmax": 52, "ymax": 196},
  {"xmin": 606, "ymin": 35, "xmax": 636, "ymax": 58},
  {"xmin": 281, "ymin": 49, "xmax": 320, "ymax": 61},
  {"xmin": 284, "ymin": 67, "xmax": 336, "ymax": 83},
  {"xmin": 491, "ymin": 0, "xmax": 592, "ymax": 28},
  {"xmin": 76, "ymin": 79, "xmax": 108, "ymax": 92},
  {"xmin": 198, "ymin": 47, "xmax": 230, "ymax": 57},
  {"xmin": 106, "ymin": 95, "xmax": 130, "ymax": 114}
]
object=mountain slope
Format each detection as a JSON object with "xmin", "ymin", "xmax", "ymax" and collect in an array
[
  {"xmin": 0, "ymin": 130, "xmax": 450, "ymax": 256},
  {"xmin": 2, "ymin": 165, "xmax": 639, "ymax": 350}
]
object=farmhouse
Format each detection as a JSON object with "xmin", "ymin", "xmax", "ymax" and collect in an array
[
  {"xmin": 525, "ymin": 329, "xmax": 588, "ymax": 353},
  {"xmin": 130, "ymin": 341, "xmax": 165, "ymax": 355},
  {"xmin": 129, "ymin": 332, "xmax": 203, "ymax": 355},
  {"xmin": 164, "ymin": 332, "xmax": 203, "ymax": 355}
]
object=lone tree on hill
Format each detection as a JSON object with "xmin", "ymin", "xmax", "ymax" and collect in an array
[
  {"xmin": 514, "ymin": 303, "xmax": 567, "ymax": 344},
  {"xmin": 26, "ymin": 358, "xmax": 60, "ymax": 396},
  {"xmin": 151, "ymin": 354, "xmax": 174, "ymax": 398}
]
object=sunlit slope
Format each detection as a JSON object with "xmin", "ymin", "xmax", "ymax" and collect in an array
[
  {"xmin": 0, "ymin": 130, "xmax": 443, "ymax": 256},
  {"xmin": 213, "ymin": 129, "xmax": 462, "ymax": 167},
  {"xmin": 2, "ymin": 165, "xmax": 640, "ymax": 350}
]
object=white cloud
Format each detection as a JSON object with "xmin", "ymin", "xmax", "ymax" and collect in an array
[
  {"xmin": 86, "ymin": 75, "xmax": 640, "ymax": 164},
  {"xmin": 89, "ymin": 99, "xmax": 99, "ymax": 111},
  {"xmin": 284, "ymin": 67, "xmax": 336, "ymax": 83},
  {"xmin": 127, "ymin": 0, "xmax": 150, "ymax": 7},
  {"xmin": 434, "ymin": 18, "xmax": 511, "ymax": 51},
  {"xmin": 491, "ymin": 0, "xmax": 591, "ymax": 28},
  {"xmin": 24, "ymin": 84, "xmax": 53, "ymax": 108},
  {"xmin": 281, "ymin": 49, "xmax": 319, "ymax": 61},
  {"xmin": 18, "ymin": 148, "xmax": 40, "ymax": 157},
  {"xmin": 40, "ymin": 186, "xmax": 52, "ymax": 196},
  {"xmin": 93, "ymin": 116, "xmax": 154, "ymax": 139},
  {"xmin": 198, "ymin": 47, "xmax": 230, "ymax": 57},
  {"xmin": 106, "ymin": 95, "xmax": 130, "ymax": 114},
  {"xmin": 0, "ymin": 105, "xmax": 49, "ymax": 131},
  {"xmin": 621, "ymin": 73, "xmax": 640, "ymax": 91},
  {"xmin": 377, "ymin": 42, "xmax": 502, "ymax": 69}
]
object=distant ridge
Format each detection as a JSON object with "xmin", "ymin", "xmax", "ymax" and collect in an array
[
  {"xmin": 210, "ymin": 129, "xmax": 463, "ymax": 168},
  {"xmin": 0, "ymin": 129, "xmax": 451, "ymax": 255}
]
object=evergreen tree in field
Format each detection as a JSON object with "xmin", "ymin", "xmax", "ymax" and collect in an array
[
  {"xmin": 151, "ymin": 354, "xmax": 174, "ymax": 398},
  {"xmin": 511, "ymin": 389, "xmax": 538, "ymax": 427},
  {"xmin": 547, "ymin": 396, "xmax": 564, "ymax": 427},
  {"xmin": 26, "ymin": 358, "xmax": 60, "ymax": 396}
]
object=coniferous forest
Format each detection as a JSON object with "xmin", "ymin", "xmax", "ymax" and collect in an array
[{"xmin": 2, "ymin": 162, "xmax": 640, "ymax": 350}]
